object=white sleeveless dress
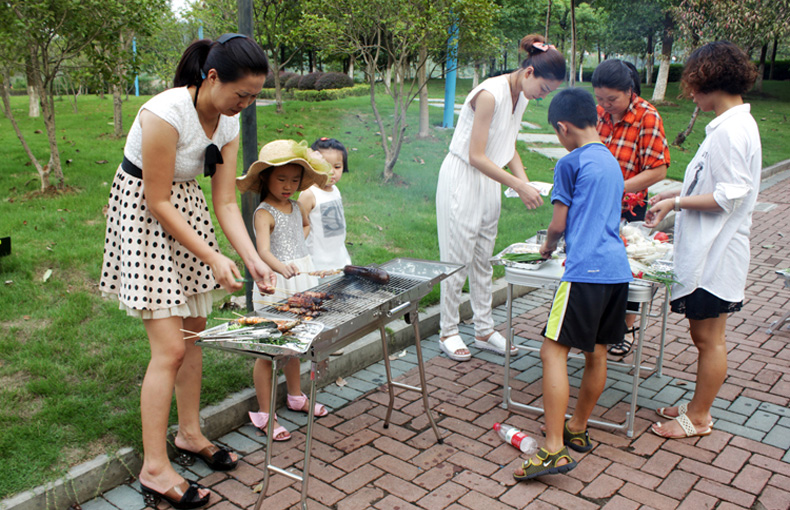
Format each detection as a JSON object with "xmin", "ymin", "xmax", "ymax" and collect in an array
[{"xmin": 305, "ymin": 185, "xmax": 352, "ymax": 270}]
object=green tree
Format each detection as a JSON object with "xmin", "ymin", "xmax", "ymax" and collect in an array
[{"xmin": 304, "ymin": 0, "xmax": 497, "ymax": 183}]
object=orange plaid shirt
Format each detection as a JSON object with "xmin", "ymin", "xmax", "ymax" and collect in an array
[{"xmin": 597, "ymin": 94, "xmax": 670, "ymax": 195}]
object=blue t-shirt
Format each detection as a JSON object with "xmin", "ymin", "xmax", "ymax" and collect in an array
[{"xmin": 552, "ymin": 143, "xmax": 632, "ymax": 284}]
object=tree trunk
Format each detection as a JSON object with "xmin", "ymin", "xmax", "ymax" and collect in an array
[
  {"xmin": 472, "ymin": 63, "xmax": 480, "ymax": 89},
  {"xmin": 417, "ymin": 44, "xmax": 429, "ymax": 139},
  {"xmin": 502, "ymin": 49, "xmax": 507, "ymax": 71},
  {"xmin": 769, "ymin": 37, "xmax": 778, "ymax": 80},
  {"xmin": 673, "ymin": 105, "xmax": 700, "ymax": 147},
  {"xmin": 308, "ymin": 50, "xmax": 315, "ymax": 73},
  {"xmin": 651, "ymin": 15, "xmax": 674, "ymax": 103},
  {"xmin": 25, "ymin": 58, "xmax": 40, "ymax": 118},
  {"xmin": 755, "ymin": 43, "xmax": 767, "ymax": 93},
  {"xmin": 40, "ymin": 86, "xmax": 64, "ymax": 186},
  {"xmin": 272, "ymin": 51, "xmax": 284, "ymax": 114},
  {"xmin": 348, "ymin": 54, "xmax": 355, "ymax": 79},
  {"xmin": 578, "ymin": 51, "xmax": 584, "ymax": 82},
  {"xmin": 1, "ymin": 67, "xmax": 48, "ymax": 190},
  {"xmin": 569, "ymin": 0, "xmax": 576, "ymax": 87},
  {"xmin": 545, "ymin": 0, "xmax": 552, "ymax": 41},
  {"xmin": 112, "ymin": 82, "xmax": 123, "ymax": 137},
  {"xmin": 645, "ymin": 33, "xmax": 653, "ymax": 86}
]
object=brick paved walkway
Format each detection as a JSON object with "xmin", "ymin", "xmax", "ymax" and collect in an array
[{"xmin": 82, "ymin": 178, "xmax": 790, "ymax": 510}]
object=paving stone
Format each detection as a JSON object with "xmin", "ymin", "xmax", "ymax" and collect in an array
[
  {"xmin": 514, "ymin": 366, "xmax": 543, "ymax": 384},
  {"xmin": 80, "ymin": 498, "xmax": 120, "ymax": 510},
  {"xmin": 651, "ymin": 384, "xmax": 688, "ymax": 405},
  {"xmin": 728, "ymin": 395, "xmax": 763, "ymax": 416},
  {"xmin": 715, "ymin": 420, "xmax": 767, "ymax": 441},
  {"xmin": 222, "ymin": 430, "xmax": 268, "ymax": 455},
  {"xmin": 709, "ymin": 407, "xmax": 749, "ymax": 425},
  {"xmin": 759, "ymin": 401, "xmax": 790, "ymax": 418},
  {"xmin": 744, "ymin": 410, "xmax": 780, "ymax": 432},
  {"xmin": 315, "ymin": 391, "xmax": 349, "ymax": 410},
  {"xmin": 322, "ymin": 381, "xmax": 365, "ymax": 401}
]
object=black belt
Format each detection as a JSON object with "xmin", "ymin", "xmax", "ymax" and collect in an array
[
  {"xmin": 120, "ymin": 144, "xmax": 222, "ymax": 180},
  {"xmin": 121, "ymin": 157, "xmax": 143, "ymax": 179}
]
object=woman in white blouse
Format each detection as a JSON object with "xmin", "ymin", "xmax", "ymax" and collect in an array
[{"xmin": 644, "ymin": 41, "xmax": 761, "ymax": 439}]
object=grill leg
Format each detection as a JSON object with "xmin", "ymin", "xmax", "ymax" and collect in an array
[
  {"xmin": 253, "ymin": 356, "xmax": 279, "ymax": 510},
  {"xmin": 379, "ymin": 325, "xmax": 397, "ymax": 428},
  {"xmin": 410, "ymin": 310, "xmax": 443, "ymax": 444},
  {"xmin": 299, "ymin": 362, "xmax": 318, "ymax": 510}
]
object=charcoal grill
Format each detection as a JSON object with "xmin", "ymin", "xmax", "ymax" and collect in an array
[{"xmin": 198, "ymin": 258, "xmax": 463, "ymax": 510}]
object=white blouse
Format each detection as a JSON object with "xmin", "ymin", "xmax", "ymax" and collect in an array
[{"xmin": 672, "ymin": 104, "xmax": 762, "ymax": 302}]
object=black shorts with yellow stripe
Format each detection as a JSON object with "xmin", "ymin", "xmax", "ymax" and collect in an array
[{"xmin": 543, "ymin": 281, "xmax": 629, "ymax": 352}]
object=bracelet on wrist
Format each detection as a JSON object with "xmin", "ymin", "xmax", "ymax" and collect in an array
[{"xmin": 674, "ymin": 196, "xmax": 681, "ymax": 212}]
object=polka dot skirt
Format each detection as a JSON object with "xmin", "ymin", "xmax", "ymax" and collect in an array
[{"xmin": 100, "ymin": 168, "xmax": 222, "ymax": 317}]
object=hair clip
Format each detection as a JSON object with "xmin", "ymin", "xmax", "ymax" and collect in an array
[
  {"xmin": 320, "ymin": 137, "xmax": 329, "ymax": 141},
  {"xmin": 200, "ymin": 70, "xmax": 207, "ymax": 80},
  {"xmin": 532, "ymin": 42, "xmax": 557, "ymax": 52},
  {"xmin": 217, "ymin": 33, "xmax": 246, "ymax": 44}
]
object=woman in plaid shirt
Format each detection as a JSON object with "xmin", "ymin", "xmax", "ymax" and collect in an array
[{"xmin": 592, "ymin": 59, "xmax": 671, "ymax": 356}]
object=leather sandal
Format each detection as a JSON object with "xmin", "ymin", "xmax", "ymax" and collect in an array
[
  {"xmin": 249, "ymin": 411, "xmax": 291, "ymax": 441},
  {"xmin": 175, "ymin": 443, "xmax": 238, "ymax": 471},
  {"xmin": 608, "ymin": 326, "xmax": 638, "ymax": 356},
  {"xmin": 287, "ymin": 392, "xmax": 328, "ymax": 417},
  {"xmin": 473, "ymin": 331, "xmax": 518, "ymax": 356},
  {"xmin": 651, "ymin": 413, "xmax": 712, "ymax": 439},
  {"xmin": 439, "ymin": 334, "xmax": 471, "ymax": 361},
  {"xmin": 140, "ymin": 479, "xmax": 209, "ymax": 509},
  {"xmin": 656, "ymin": 403, "xmax": 714, "ymax": 428}
]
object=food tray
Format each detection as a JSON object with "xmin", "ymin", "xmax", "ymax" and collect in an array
[
  {"xmin": 491, "ymin": 242, "xmax": 553, "ymax": 271},
  {"xmin": 196, "ymin": 318, "xmax": 325, "ymax": 357}
]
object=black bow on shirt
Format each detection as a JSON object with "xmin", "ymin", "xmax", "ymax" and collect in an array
[{"xmin": 204, "ymin": 143, "xmax": 223, "ymax": 178}]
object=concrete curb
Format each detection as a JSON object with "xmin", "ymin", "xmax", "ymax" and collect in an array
[{"xmin": 0, "ymin": 279, "xmax": 533, "ymax": 510}]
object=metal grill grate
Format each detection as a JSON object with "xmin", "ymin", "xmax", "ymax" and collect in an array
[{"xmin": 255, "ymin": 274, "xmax": 426, "ymax": 329}]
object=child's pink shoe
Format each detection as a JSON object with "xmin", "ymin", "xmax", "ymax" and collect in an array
[
  {"xmin": 248, "ymin": 411, "xmax": 291, "ymax": 441},
  {"xmin": 286, "ymin": 393, "xmax": 328, "ymax": 417}
]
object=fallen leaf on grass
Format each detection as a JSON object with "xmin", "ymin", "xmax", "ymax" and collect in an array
[
  {"xmin": 95, "ymin": 160, "xmax": 108, "ymax": 164},
  {"xmin": 4, "ymin": 280, "xmax": 12, "ymax": 285},
  {"xmin": 336, "ymin": 377, "xmax": 348, "ymax": 387},
  {"xmin": 42, "ymin": 269, "xmax": 52, "ymax": 282}
]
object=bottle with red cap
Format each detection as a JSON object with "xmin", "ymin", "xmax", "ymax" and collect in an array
[{"xmin": 493, "ymin": 423, "xmax": 538, "ymax": 455}]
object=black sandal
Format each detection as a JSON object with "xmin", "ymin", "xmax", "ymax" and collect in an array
[
  {"xmin": 175, "ymin": 444, "xmax": 238, "ymax": 471},
  {"xmin": 140, "ymin": 480, "xmax": 209, "ymax": 509},
  {"xmin": 608, "ymin": 326, "xmax": 638, "ymax": 356}
]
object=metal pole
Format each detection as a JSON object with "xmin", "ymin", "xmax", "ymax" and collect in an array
[
  {"xmin": 442, "ymin": 20, "xmax": 458, "ymax": 128},
  {"xmin": 238, "ymin": 0, "xmax": 258, "ymax": 311},
  {"xmin": 133, "ymin": 38, "xmax": 139, "ymax": 97}
]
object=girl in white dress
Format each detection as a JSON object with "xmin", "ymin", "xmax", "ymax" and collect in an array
[
  {"xmin": 236, "ymin": 139, "xmax": 334, "ymax": 440},
  {"xmin": 299, "ymin": 137, "xmax": 352, "ymax": 271},
  {"xmin": 435, "ymin": 34, "xmax": 565, "ymax": 361}
]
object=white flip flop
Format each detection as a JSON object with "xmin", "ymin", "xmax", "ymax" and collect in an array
[
  {"xmin": 439, "ymin": 334, "xmax": 472, "ymax": 362},
  {"xmin": 473, "ymin": 331, "xmax": 518, "ymax": 356}
]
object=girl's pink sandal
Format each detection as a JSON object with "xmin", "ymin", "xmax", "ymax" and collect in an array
[
  {"xmin": 287, "ymin": 393, "xmax": 328, "ymax": 417},
  {"xmin": 248, "ymin": 411, "xmax": 291, "ymax": 441}
]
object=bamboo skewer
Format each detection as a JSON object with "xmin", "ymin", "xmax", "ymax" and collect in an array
[{"xmin": 180, "ymin": 328, "xmax": 202, "ymax": 340}]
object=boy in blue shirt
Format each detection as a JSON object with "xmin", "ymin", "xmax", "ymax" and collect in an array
[{"xmin": 514, "ymin": 88, "xmax": 632, "ymax": 481}]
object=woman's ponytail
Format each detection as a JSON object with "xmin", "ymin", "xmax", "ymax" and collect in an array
[
  {"xmin": 519, "ymin": 33, "xmax": 566, "ymax": 81},
  {"xmin": 174, "ymin": 40, "xmax": 212, "ymax": 87},
  {"xmin": 173, "ymin": 35, "xmax": 269, "ymax": 88}
]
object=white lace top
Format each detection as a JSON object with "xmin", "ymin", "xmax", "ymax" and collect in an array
[{"xmin": 123, "ymin": 87, "xmax": 240, "ymax": 182}]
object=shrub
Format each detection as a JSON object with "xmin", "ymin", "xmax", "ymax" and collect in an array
[
  {"xmin": 315, "ymin": 72, "xmax": 354, "ymax": 90},
  {"xmin": 297, "ymin": 71, "xmax": 324, "ymax": 90},
  {"xmin": 263, "ymin": 71, "xmax": 298, "ymax": 89},
  {"xmin": 256, "ymin": 83, "xmax": 369, "ymax": 102},
  {"xmin": 284, "ymin": 74, "xmax": 301, "ymax": 90}
]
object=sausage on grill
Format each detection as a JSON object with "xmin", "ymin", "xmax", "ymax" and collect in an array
[{"xmin": 343, "ymin": 265, "xmax": 390, "ymax": 284}]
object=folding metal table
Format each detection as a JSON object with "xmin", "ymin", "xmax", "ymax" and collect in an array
[{"xmin": 501, "ymin": 258, "xmax": 668, "ymax": 437}]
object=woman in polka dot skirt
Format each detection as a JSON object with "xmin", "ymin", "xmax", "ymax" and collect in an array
[{"xmin": 99, "ymin": 34, "xmax": 275, "ymax": 510}]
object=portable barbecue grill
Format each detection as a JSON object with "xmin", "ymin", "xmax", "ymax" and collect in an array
[{"xmin": 198, "ymin": 258, "xmax": 463, "ymax": 510}]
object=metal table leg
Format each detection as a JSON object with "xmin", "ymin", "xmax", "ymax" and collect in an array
[
  {"xmin": 656, "ymin": 285, "xmax": 670, "ymax": 377},
  {"xmin": 381, "ymin": 310, "xmax": 444, "ymax": 443}
]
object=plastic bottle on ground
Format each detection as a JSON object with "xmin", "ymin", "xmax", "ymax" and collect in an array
[{"xmin": 494, "ymin": 422, "xmax": 538, "ymax": 456}]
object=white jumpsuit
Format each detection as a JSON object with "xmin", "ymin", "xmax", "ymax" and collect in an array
[{"xmin": 436, "ymin": 75, "xmax": 528, "ymax": 338}]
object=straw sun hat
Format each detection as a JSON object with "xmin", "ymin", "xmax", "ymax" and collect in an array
[{"xmin": 236, "ymin": 139, "xmax": 332, "ymax": 194}]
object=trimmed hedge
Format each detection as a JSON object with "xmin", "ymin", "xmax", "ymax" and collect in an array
[
  {"xmin": 315, "ymin": 72, "xmax": 354, "ymax": 90},
  {"xmin": 298, "ymin": 71, "xmax": 324, "ymax": 90},
  {"xmin": 284, "ymin": 74, "xmax": 301, "ymax": 90},
  {"xmin": 257, "ymin": 83, "xmax": 369, "ymax": 102},
  {"xmin": 263, "ymin": 71, "xmax": 297, "ymax": 89}
]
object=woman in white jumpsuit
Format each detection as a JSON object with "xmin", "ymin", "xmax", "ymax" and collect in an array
[{"xmin": 436, "ymin": 34, "xmax": 566, "ymax": 361}]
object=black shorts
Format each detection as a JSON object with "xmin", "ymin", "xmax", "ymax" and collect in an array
[
  {"xmin": 543, "ymin": 281, "xmax": 629, "ymax": 352},
  {"xmin": 671, "ymin": 288, "xmax": 743, "ymax": 320}
]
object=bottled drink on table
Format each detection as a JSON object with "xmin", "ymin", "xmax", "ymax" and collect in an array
[{"xmin": 494, "ymin": 422, "xmax": 538, "ymax": 455}]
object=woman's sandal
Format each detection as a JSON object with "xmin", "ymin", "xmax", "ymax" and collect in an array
[
  {"xmin": 651, "ymin": 413, "xmax": 712, "ymax": 439},
  {"xmin": 140, "ymin": 479, "xmax": 209, "ymax": 509},
  {"xmin": 439, "ymin": 334, "xmax": 472, "ymax": 362},
  {"xmin": 287, "ymin": 392, "xmax": 328, "ymax": 417},
  {"xmin": 608, "ymin": 326, "xmax": 638, "ymax": 356},
  {"xmin": 513, "ymin": 446, "xmax": 577, "ymax": 481},
  {"xmin": 656, "ymin": 402, "xmax": 714, "ymax": 428},
  {"xmin": 540, "ymin": 421, "xmax": 593, "ymax": 453},
  {"xmin": 174, "ymin": 443, "xmax": 238, "ymax": 471},
  {"xmin": 248, "ymin": 411, "xmax": 291, "ymax": 441}
]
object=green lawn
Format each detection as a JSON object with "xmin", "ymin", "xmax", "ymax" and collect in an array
[{"xmin": 0, "ymin": 78, "xmax": 788, "ymax": 498}]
